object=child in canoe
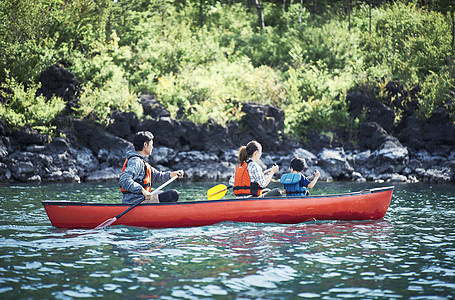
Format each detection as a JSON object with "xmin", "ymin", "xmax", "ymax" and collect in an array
[{"xmin": 280, "ymin": 157, "xmax": 320, "ymax": 196}]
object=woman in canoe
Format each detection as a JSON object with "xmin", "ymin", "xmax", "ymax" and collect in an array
[
  {"xmin": 119, "ymin": 131, "xmax": 184, "ymax": 204},
  {"xmin": 229, "ymin": 140, "xmax": 281, "ymax": 197}
]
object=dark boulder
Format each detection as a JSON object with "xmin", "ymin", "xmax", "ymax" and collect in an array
[
  {"xmin": 137, "ymin": 117, "xmax": 235, "ymax": 153},
  {"xmin": 347, "ymin": 90, "xmax": 395, "ymax": 133},
  {"xmin": 73, "ymin": 119, "xmax": 131, "ymax": 167},
  {"xmin": 140, "ymin": 95, "xmax": 171, "ymax": 118},
  {"xmin": 398, "ymin": 116, "xmax": 425, "ymax": 150},
  {"xmin": 0, "ymin": 119, "xmax": 11, "ymax": 137},
  {"xmin": 137, "ymin": 117, "xmax": 185, "ymax": 150},
  {"xmin": 37, "ymin": 64, "xmax": 79, "ymax": 112},
  {"xmin": 44, "ymin": 137, "xmax": 71, "ymax": 154},
  {"xmin": 422, "ymin": 106, "xmax": 455, "ymax": 154},
  {"xmin": 358, "ymin": 122, "xmax": 389, "ymax": 150},
  {"xmin": 107, "ymin": 111, "xmax": 140, "ymax": 139},
  {"xmin": 12, "ymin": 127, "xmax": 48, "ymax": 146},
  {"xmin": 181, "ymin": 119, "xmax": 234, "ymax": 152},
  {"xmin": 305, "ymin": 131, "xmax": 338, "ymax": 152},
  {"xmin": 234, "ymin": 103, "xmax": 287, "ymax": 152}
]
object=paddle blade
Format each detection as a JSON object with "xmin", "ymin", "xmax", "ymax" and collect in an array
[
  {"xmin": 94, "ymin": 217, "xmax": 117, "ymax": 230},
  {"xmin": 207, "ymin": 184, "xmax": 228, "ymax": 200}
]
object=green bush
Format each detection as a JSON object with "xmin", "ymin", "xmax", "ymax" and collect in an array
[
  {"xmin": 0, "ymin": 73, "xmax": 65, "ymax": 135},
  {"xmin": 74, "ymin": 69, "xmax": 142, "ymax": 126},
  {"xmin": 358, "ymin": 2, "xmax": 452, "ymax": 84},
  {"xmin": 1, "ymin": 0, "xmax": 453, "ymax": 138},
  {"xmin": 418, "ymin": 68, "xmax": 455, "ymax": 120},
  {"xmin": 155, "ymin": 57, "xmax": 283, "ymax": 125},
  {"xmin": 283, "ymin": 64, "xmax": 355, "ymax": 138}
]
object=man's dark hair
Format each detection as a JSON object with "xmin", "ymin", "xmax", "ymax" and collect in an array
[
  {"xmin": 133, "ymin": 131, "xmax": 154, "ymax": 151},
  {"xmin": 290, "ymin": 157, "xmax": 306, "ymax": 172}
]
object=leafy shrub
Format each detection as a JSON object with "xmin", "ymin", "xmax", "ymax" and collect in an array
[
  {"xmin": 358, "ymin": 2, "xmax": 451, "ymax": 84},
  {"xmin": 418, "ymin": 68, "xmax": 455, "ymax": 120},
  {"xmin": 74, "ymin": 69, "xmax": 142, "ymax": 127},
  {"xmin": 0, "ymin": 73, "xmax": 65, "ymax": 135},
  {"xmin": 283, "ymin": 64, "xmax": 355, "ymax": 138},
  {"xmin": 156, "ymin": 57, "xmax": 284, "ymax": 125},
  {"xmin": 1, "ymin": 0, "xmax": 453, "ymax": 138}
]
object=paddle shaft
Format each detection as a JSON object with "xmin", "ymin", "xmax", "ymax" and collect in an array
[
  {"xmin": 116, "ymin": 175, "xmax": 178, "ymax": 219},
  {"xmin": 94, "ymin": 175, "xmax": 180, "ymax": 229}
]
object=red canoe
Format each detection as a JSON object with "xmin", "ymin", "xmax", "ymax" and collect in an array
[{"xmin": 41, "ymin": 186, "xmax": 393, "ymax": 229}]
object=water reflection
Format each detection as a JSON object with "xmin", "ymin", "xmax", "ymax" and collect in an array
[{"xmin": 0, "ymin": 182, "xmax": 454, "ymax": 299}]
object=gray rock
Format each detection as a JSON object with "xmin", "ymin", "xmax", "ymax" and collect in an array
[
  {"xmin": 25, "ymin": 145, "xmax": 46, "ymax": 152},
  {"xmin": 0, "ymin": 162, "xmax": 12, "ymax": 181},
  {"xmin": 75, "ymin": 147, "xmax": 99, "ymax": 173},
  {"xmin": 183, "ymin": 161, "xmax": 236, "ymax": 181},
  {"xmin": 422, "ymin": 168, "xmax": 452, "ymax": 183},
  {"xmin": 11, "ymin": 161, "xmax": 36, "ymax": 182},
  {"xmin": 61, "ymin": 171, "xmax": 81, "ymax": 183},
  {"xmin": 318, "ymin": 148, "xmax": 353, "ymax": 179},
  {"xmin": 261, "ymin": 154, "xmax": 279, "ymax": 168},
  {"xmin": 377, "ymin": 173, "xmax": 408, "ymax": 182},
  {"xmin": 305, "ymin": 167, "xmax": 332, "ymax": 182},
  {"xmin": 27, "ymin": 175, "xmax": 42, "ymax": 182},
  {"xmin": 407, "ymin": 159, "xmax": 423, "ymax": 171},
  {"xmin": 352, "ymin": 150, "xmax": 372, "ymax": 165},
  {"xmin": 292, "ymin": 148, "xmax": 318, "ymax": 165},
  {"xmin": 85, "ymin": 167, "xmax": 121, "ymax": 181},
  {"xmin": 373, "ymin": 140, "xmax": 409, "ymax": 162},
  {"xmin": 150, "ymin": 147, "xmax": 177, "ymax": 165},
  {"xmin": 351, "ymin": 171, "xmax": 364, "ymax": 180},
  {"xmin": 12, "ymin": 127, "xmax": 48, "ymax": 145},
  {"xmin": 0, "ymin": 143, "xmax": 8, "ymax": 160},
  {"xmin": 176, "ymin": 151, "xmax": 218, "ymax": 163}
]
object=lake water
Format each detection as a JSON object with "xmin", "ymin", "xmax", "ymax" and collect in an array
[{"xmin": 0, "ymin": 181, "xmax": 454, "ymax": 299}]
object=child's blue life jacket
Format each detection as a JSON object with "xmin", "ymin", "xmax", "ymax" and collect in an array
[{"xmin": 280, "ymin": 173, "xmax": 308, "ymax": 196}]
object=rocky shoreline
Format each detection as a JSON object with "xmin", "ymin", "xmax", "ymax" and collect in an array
[
  {"xmin": 1, "ymin": 100, "xmax": 454, "ymax": 185},
  {"xmin": 1, "ymin": 65, "xmax": 454, "ymax": 184}
]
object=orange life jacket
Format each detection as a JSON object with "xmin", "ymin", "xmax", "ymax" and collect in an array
[
  {"xmin": 233, "ymin": 161, "xmax": 262, "ymax": 197},
  {"xmin": 120, "ymin": 154, "xmax": 152, "ymax": 194}
]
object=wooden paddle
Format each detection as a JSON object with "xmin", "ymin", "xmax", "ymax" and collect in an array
[
  {"xmin": 95, "ymin": 175, "xmax": 179, "ymax": 230},
  {"xmin": 206, "ymin": 167, "xmax": 275, "ymax": 200}
]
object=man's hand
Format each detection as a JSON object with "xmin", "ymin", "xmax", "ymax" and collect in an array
[
  {"xmin": 171, "ymin": 170, "xmax": 184, "ymax": 178},
  {"xmin": 142, "ymin": 188, "xmax": 159, "ymax": 203}
]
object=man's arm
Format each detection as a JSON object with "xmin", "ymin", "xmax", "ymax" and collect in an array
[{"xmin": 149, "ymin": 166, "xmax": 172, "ymax": 184}]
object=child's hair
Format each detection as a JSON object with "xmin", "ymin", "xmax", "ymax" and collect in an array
[
  {"xmin": 238, "ymin": 140, "xmax": 262, "ymax": 163},
  {"xmin": 290, "ymin": 157, "xmax": 307, "ymax": 172},
  {"xmin": 133, "ymin": 131, "xmax": 154, "ymax": 151}
]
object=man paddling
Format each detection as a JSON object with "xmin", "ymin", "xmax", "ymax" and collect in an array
[{"xmin": 119, "ymin": 131, "xmax": 184, "ymax": 204}]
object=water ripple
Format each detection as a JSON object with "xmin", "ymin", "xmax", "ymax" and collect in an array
[{"xmin": 0, "ymin": 182, "xmax": 454, "ymax": 299}]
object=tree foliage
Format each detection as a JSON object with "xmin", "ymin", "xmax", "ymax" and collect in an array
[{"xmin": 0, "ymin": 0, "xmax": 453, "ymax": 138}]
